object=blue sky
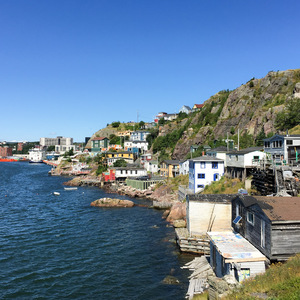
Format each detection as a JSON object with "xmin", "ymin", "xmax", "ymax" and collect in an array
[{"xmin": 1, "ymin": 0, "xmax": 299, "ymax": 142}]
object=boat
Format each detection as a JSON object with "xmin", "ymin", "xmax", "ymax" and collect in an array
[
  {"xmin": 28, "ymin": 148, "xmax": 46, "ymax": 163},
  {"xmin": 53, "ymin": 192, "xmax": 60, "ymax": 196},
  {"xmin": 64, "ymin": 187, "xmax": 78, "ymax": 191}
]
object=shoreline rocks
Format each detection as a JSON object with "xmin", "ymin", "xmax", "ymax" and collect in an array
[{"xmin": 91, "ymin": 198, "xmax": 135, "ymax": 208}]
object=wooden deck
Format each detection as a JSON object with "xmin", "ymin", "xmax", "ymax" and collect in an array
[
  {"xmin": 175, "ymin": 228, "xmax": 210, "ymax": 254},
  {"xmin": 182, "ymin": 256, "xmax": 214, "ymax": 299}
]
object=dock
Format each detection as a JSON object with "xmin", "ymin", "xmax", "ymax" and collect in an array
[
  {"xmin": 182, "ymin": 256, "xmax": 214, "ymax": 299},
  {"xmin": 175, "ymin": 228, "xmax": 210, "ymax": 254}
]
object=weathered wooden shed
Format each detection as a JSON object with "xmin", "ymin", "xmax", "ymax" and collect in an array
[
  {"xmin": 232, "ymin": 195, "xmax": 300, "ymax": 261},
  {"xmin": 186, "ymin": 194, "xmax": 233, "ymax": 236},
  {"xmin": 207, "ymin": 231, "xmax": 266, "ymax": 282}
]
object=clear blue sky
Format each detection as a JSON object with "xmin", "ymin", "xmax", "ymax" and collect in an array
[{"xmin": 1, "ymin": 0, "xmax": 299, "ymax": 142}]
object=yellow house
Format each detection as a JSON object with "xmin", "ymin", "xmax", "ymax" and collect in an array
[
  {"xmin": 106, "ymin": 151, "xmax": 134, "ymax": 159},
  {"xmin": 105, "ymin": 151, "xmax": 134, "ymax": 167},
  {"xmin": 160, "ymin": 160, "xmax": 180, "ymax": 178}
]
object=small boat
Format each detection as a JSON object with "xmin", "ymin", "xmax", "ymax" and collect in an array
[
  {"xmin": 53, "ymin": 192, "xmax": 60, "ymax": 196},
  {"xmin": 64, "ymin": 187, "xmax": 78, "ymax": 191}
]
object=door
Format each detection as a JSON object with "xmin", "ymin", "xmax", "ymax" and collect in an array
[{"xmin": 214, "ymin": 173, "xmax": 219, "ymax": 181}]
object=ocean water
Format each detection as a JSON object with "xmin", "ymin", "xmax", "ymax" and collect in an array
[{"xmin": 0, "ymin": 163, "xmax": 192, "ymax": 299}]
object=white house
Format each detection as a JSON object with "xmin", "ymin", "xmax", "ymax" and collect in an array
[
  {"xmin": 206, "ymin": 146, "xmax": 228, "ymax": 167},
  {"xmin": 189, "ymin": 156, "xmax": 225, "ymax": 193},
  {"xmin": 144, "ymin": 160, "xmax": 158, "ymax": 174},
  {"xmin": 179, "ymin": 159, "xmax": 190, "ymax": 175},
  {"xmin": 179, "ymin": 105, "xmax": 192, "ymax": 114},
  {"xmin": 114, "ymin": 167, "xmax": 147, "ymax": 180},
  {"xmin": 129, "ymin": 131, "xmax": 150, "ymax": 142},
  {"xmin": 124, "ymin": 140, "xmax": 149, "ymax": 153},
  {"xmin": 226, "ymin": 147, "xmax": 267, "ymax": 180}
]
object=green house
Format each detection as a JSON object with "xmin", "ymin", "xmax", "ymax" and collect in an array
[{"xmin": 91, "ymin": 137, "xmax": 109, "ymax": 153}]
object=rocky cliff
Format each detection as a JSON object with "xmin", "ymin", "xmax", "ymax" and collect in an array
[{"xmin": 167, "ymin": 69, "xmax": 300, "ymax": 159}]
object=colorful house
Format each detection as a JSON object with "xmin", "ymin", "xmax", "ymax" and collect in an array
[
  {"xmin": 105, "ymin": 151, "xmax": 134, "ymax": 166},
  {"xmin": 160, "ymin": 160, "xmax": 180, "ymax": 177},
  {"xmin": 91, "ymin": 137, "xmax": 109, "ymax": 153}
]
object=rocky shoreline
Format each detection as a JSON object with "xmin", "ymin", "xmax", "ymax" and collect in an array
[{"xmin": 63, "ymin": 176, "xmax": 187, "ymax": 225}]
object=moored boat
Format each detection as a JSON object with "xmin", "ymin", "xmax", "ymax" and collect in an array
[{"xmin": 64, "ymin": 187, "xmax": 78, "ymax": 191}]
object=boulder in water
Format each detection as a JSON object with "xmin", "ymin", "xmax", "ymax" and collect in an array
[{"xmin": 91, "ymin": 198, "xmax": 134, "ymax": 208}]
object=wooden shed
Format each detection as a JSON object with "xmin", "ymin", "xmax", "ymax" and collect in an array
[{"xmin": 232, "ymin": 195, "xmax": 300, "ymax": 261}]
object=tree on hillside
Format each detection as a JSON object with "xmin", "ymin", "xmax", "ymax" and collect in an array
[
  {"xmin": 275, "ymin": 98, "xmax": 300, "ymax": 131},
  {"xmin": 111, "ymin": 121, "xmax": 121, "ymax": 128},
  {"xmin": 113, "ymin": 159, "xmax": 127, "ymax": 167}
]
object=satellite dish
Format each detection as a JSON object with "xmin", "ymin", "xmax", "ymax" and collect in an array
[{"xmin": 233, "ymin": 215, "xmax": 242, "ymax": 225}]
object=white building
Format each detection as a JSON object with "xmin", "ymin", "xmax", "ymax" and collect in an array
[
  {"xmin": 55, "ymin": 144, "xmax": 76, "ymax": 154},
  {"xmin": 129, "ymin": 131, "xmax": 150, "ymax": 142},
  {"xmin": 179, "ymin": 105, "xmax": 192, "ymax": 114},
  {"xmin": 226, "ymin": 147, "xmax": 267, "ymax": 179},
  {"xmin": 28, "ymin": 148, "xmax": 46, "ymax": 163},
  {"xmin": 179, "ymin": 159, "xmax": 189, "ymax": 175},
  {"xmin": 144, "ymin": 160, "xmax": 158, "ymax": 174},
  {"xmin": 40, "ymin": 136, "xmax": 73, "ymax": 147},
  {"xmin": 124, "ymin": 140, "xmax": 149, "ymax": 152},
  {"xmin": 206, "ymin": 146, "xmax": 228, "ymax": 167},
  {"xmin": 115, "ymin": 167, "xmax": 147, "ymax": 180},
  {"xmin": 189, "ymin": 156, "xmax": 225, "ymax": 193}
]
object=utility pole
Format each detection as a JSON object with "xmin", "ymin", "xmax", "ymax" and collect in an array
[
  {"xmin": 238, "ymin": 128, "xmax": 240, "ymax": 151},
  {"xmin": 227, "ymin": 132, "xmax": 229, "ymax": 152}
]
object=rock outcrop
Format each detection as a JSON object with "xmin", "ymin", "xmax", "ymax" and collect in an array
[
  {"xmin": 166, "ymin": 202, "xmax": 186, "ymax": 223},
  {"xmin": 91, "ymin": 198, "xmax": 134, "ymax": 208}
]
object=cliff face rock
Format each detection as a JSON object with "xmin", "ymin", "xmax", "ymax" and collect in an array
[{"xmin": 170, "ymin": 69, "xmax": 300, "ymax": 160}]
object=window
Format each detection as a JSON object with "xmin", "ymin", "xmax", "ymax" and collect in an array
[
  {"xmin": 197, "ymin": 184, "xmax": 204, "ymax": 188},
  {"xmin": 286, "ymin": 140, "xmax": 293, "ymax": 145},
  {"xmin": 200, "ymin": 162, "xmax": 206, "ymax": 169},
  {"xmin": 261, "ymin": 220, "xmax": 266, "ymax": 248},
  {"xmin": 212, "ymin": 162, "xmax": 218, "ymax": 169},
  {"xmin": 198, "ymin": 173, "xmax": 205, "ymax": 179},
  {"xmin": 247, "ymin": 212, "xmax": 254, "ymax": 225},
  {"xmin": 236, "ymin": 203, "xmax": 240, "ymax": 217}
]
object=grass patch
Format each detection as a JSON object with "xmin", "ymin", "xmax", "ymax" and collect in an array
[
  {"xmin": 202, "ymin": 177, "xmax": 245, "ymax": 194},
  {"xmin": 223, "ymin": 254, "xmax": 300, "ymax": 300}
]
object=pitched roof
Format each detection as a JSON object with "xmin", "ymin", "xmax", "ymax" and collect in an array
[
  {"xmin": 227, "ymin": 146, "xmax": 263, "ymax": 155},
  {"xmin": 191, "ymin": 155, "xmax": 224, "ymax": 162},
  {"xmin": 235, "ymin": 195, "xmax": 300, "ymax": 222},
  {"xmin": 194, "ymin": 104, "xmax": 204, "ymax": 108},
  {"xmin": 255, "ymin": 196, "xmax": 300, "ymax": 222}
]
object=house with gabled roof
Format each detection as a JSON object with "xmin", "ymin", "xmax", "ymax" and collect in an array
[
  {"xmin": 179, "ymin": 105, "xmax": 192, "ymax": 114},
  {"xmin": 91, "ymin": 137, "xmax": 109, "ymax": 153},
  {"xmin": 263, "ymin": 134, "xmax": 300, "ymax": 165},
  {"xmin": 189, "ymin": 156, "xmax": 225, "ymax": 193},
  {"xmin": 207, "ymin": 146, "xmax": 228, "ymax": 167},
  {"xmin": 232, "ymin": 195, "xmax": 300, "ymax": 261},
  {"xmin": 160, "ymin": 160, "xmax": 180, "ymax": 178},
  {"xmin": 226, "ymin": 147, "xmax": 266, "ymax": 180},
  {"xmin": 192, "ymin": 104, "xmax": 204, "ymax": 112}
]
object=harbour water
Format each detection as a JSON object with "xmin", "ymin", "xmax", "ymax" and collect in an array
[{"xmin": 0, "ymin": 163, "xmax": 191, "ymax": 299}]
